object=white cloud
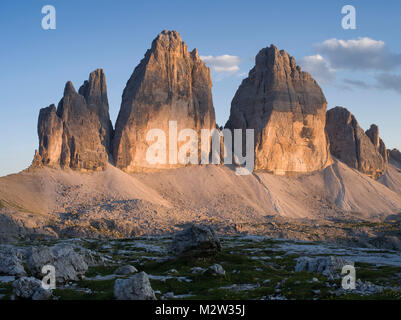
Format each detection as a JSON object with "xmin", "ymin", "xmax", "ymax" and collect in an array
[
  {"xmin": 200, "ymin": 55, "xmax": 241, "ymax": 74},
  {"xmin": 299, "ymin": 54, "xmax": 335, "ymax": 84},
  {"xmin": 315, "ymin": 37, "xmax": 401, "ymax": 71}
]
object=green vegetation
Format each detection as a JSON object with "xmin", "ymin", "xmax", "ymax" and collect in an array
[
  {"xmin": 355, "ymin": 262, "xmax": 401, "ymax": 287},
  {"xmin": 4, "ymin": 237, "xmax": 401, "ymax": 301},
  {"xmin": 0, "ymin": 282, "xmax": 13, "ymax": 300}
]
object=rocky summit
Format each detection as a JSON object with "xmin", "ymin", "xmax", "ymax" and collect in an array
[
  {"xmin": 366, "ymin": 124, "xmax": 389, "ymax": 165},
  {"xmin": 34, "ymin": 69, "xmax": 113, "ymax": 171},
  {"xmin": 113, "ymin": 30, "xmax": 216, "ymax": 172},
  {"xmin": 390, "ymin": 149, "xmax": 401, "ymax": 165},
  {"xmin": 225, "ymin": 45, "xmax": 331, "ymax": 175},
  {"xmin": 326, "ymin": 106, "xmax": 388, "ymax": 179}
]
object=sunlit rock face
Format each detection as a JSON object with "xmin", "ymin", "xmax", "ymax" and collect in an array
[
  {"xmin": 326, "ymin": 106, "xmax": 387, "ymax": 179},
  {"xmin": 365, "ymin": 124, "xmax": 389, "ymax": 165},
  {"xmin": 35, "ymin": 69, "xmax": 113, "ymax": 171},
  {"xmin": 225, "ymin": 45, "xmax": 331, "ymax": 175},
  {"xmin": 113, "ymin": 30, "xmax": 216, "ymax": 172}
]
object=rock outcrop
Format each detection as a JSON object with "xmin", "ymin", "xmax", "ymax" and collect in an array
[
  {"xmin": 113, "ymin": 30, "xmax": 216, "ymax": 172},
  {"xmin": 12, "ymin": 277, "xmax": 53, "ymax": 300},
  {"xmin": 326, "ymin": 107, "xmax": 387, "ymax": 179},
  {"xmin": 366, "ymin": 124, "xmax": 388, "ymax": 164},
  {"xmin": 114, "ymin": 272, "xmax": 156, "ymax": 300},
  {"xmin": 225, "ymin": 44, "xmax": 331, "ymax": 175},
  {"xmin": 389, "ymin": 149, "xmax": 401, "ymax": 165},
  {"xmin": 295, "ymin": 256, "xmax": 353, "ymax": 279},
  {"xmin": 169, "ymin": 224, "xmax": 221, "ymax": 257},
  {"xmin": 0, "ymin": 246, "xmax": 26, "ymax": 277},
  {"xmin": 26, "ymin": 245, "xmax": 89, "ymax": 283},
  {"xmin": 35, "ymin": 69, "xmax": 113, "ymax": 171}
]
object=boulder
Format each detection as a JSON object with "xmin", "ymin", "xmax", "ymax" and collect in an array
[
  {"xmin": 115, "ymin": 265, "xmax": 138, "ymax": 275},
  {"xmin": 26, "ymin": 245, "xmax": 88, "ymax": 283},
  {"xmin": 12, "ymin": 277, "xmax": 53, "ymax": 300},
  {"xmin": 295, "ymin": 256, "xmax": 353, "ymax": 279},
  {"xmin": 113, "ymin": 30, "xmax": 216, "ymax": 172},
  {"xmin": 114, "ymin": 272, "xmax": 156, "ymax": 300},
  {"xmin": 204, "ymin": 264, "xmax": 226, "ymax": 276},
  {"xmin": 326, "ymin": 107, "xmax": 387, "ymax": 179},
  {"xmin": 169, "ymin": 224, "xmax": 221, "ymax": 257},
  {"xmin": 0, "ymin": 245, "xmax": 26, "ymax": 277},
  {"xmin": 34, "ymin": 69, "xmax": 113, "ymax": 171},
  {"xmin": 225, "ymin": 44, "xmax": 331, "ymax": 174}
]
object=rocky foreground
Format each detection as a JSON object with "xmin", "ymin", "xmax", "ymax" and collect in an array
[{"xmin": 1, "ymin": 225, "xmax": 401, "ymax": 300}]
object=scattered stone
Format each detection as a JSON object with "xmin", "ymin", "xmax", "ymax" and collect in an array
[
  {"xmin": 219, "ymin": 284, "xmax": 259, "ymax": 292},
  {"xmin": 131, "ymin": 243, "xmax": 167, "ymax": 255},
  {"xmin": 26, "ymin": 245, "xmax": 89, "ymax": 283},
  {"xmin": 114, "ymin": 272, "xmax": 156, "ymax": 300},
  {"xmin": 191, "ymin": 267, "xmax": 205, "ymax": 274},
  {"xmin": 167, "ymin": 269, "xmax": 179, "ymax": 275},
  {"xmin": 336, "ymin": 279, "xmax": 384, "ymax": 296},
  {"xmin": 12, "ymin": 277, "xmax": 53, "ymax": 300},
  {"xmin": 169, "ymin": 224, "xmax": 221, "ymax": 257},
  {"xmin": 0, "ymin": 245, "xmax": 26, "ymax": 277},
  {"xmin": 115, "ymin": 265, "xmax": 138, "ymax": 275},
  {"xmin": 295, "ymin": 256, "xmax": 353, "ymax": 279},
  {"xmin": 147, "ymin": 274, "xmax": 192, "ymax": 283},
  {"xmin": 204, "ymin": 264, "xmax": 226, "ymax": 276},
  {"xmin": 162, "ymin": 292, "xmax": 194, "ymax": 299}
]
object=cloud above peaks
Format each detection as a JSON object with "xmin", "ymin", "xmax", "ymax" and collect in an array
[
  {"xmin": 315, "ymin": 37, "xmax": 401, "ymax": 71},
  {"xmin": 200, "ymin": 55, "xmax": 241, "ymax": 74},
  {"xmin": 299, "ymin": 54, "xmax": 335, "ymax": 84}
]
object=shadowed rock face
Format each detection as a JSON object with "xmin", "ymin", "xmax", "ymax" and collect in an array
[
  {"xmin": 225, "ymin": 45, "xmax": 331, "ymax": 175},
  {"xmin": 35, "ymin": 69, "xmax": 113, "ymax": 171},
  {"xmin": 326, "ymin": 107, "xmax": 387, "ymax": 179},
  {"xmin": 113, "ymin": 30, "xmax": 216, "ymax": 172},
  {"xmin": 390, "ymin": 149, "xmax": 401, "ymax": 165}
]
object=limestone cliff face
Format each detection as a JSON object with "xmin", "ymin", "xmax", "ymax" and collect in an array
[
  {"xmin": 326, "ymin": 107, "xmax": 387, "ymax": 179},
  {"xmin": 389, "ymin": 149, "xmax": 401, "ymax": 165},
  {"xmin": 365, "ymin": 124, "xmax": 389, "ymax": 165},
  {"xmin": 225, "ymin": 45, "xmax": 331, "ymax": 175},
  {"xmin": 113, "ymin": 30, "xmax": 216, "ymax": 172},
  {"xmin": 35, "ymin": 69, "xmax": 113, "ymax": 171}
]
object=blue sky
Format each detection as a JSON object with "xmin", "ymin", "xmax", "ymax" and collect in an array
[{"xmin": 1, "ymin": 0, "xmax": 400, "ymax": 176}]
